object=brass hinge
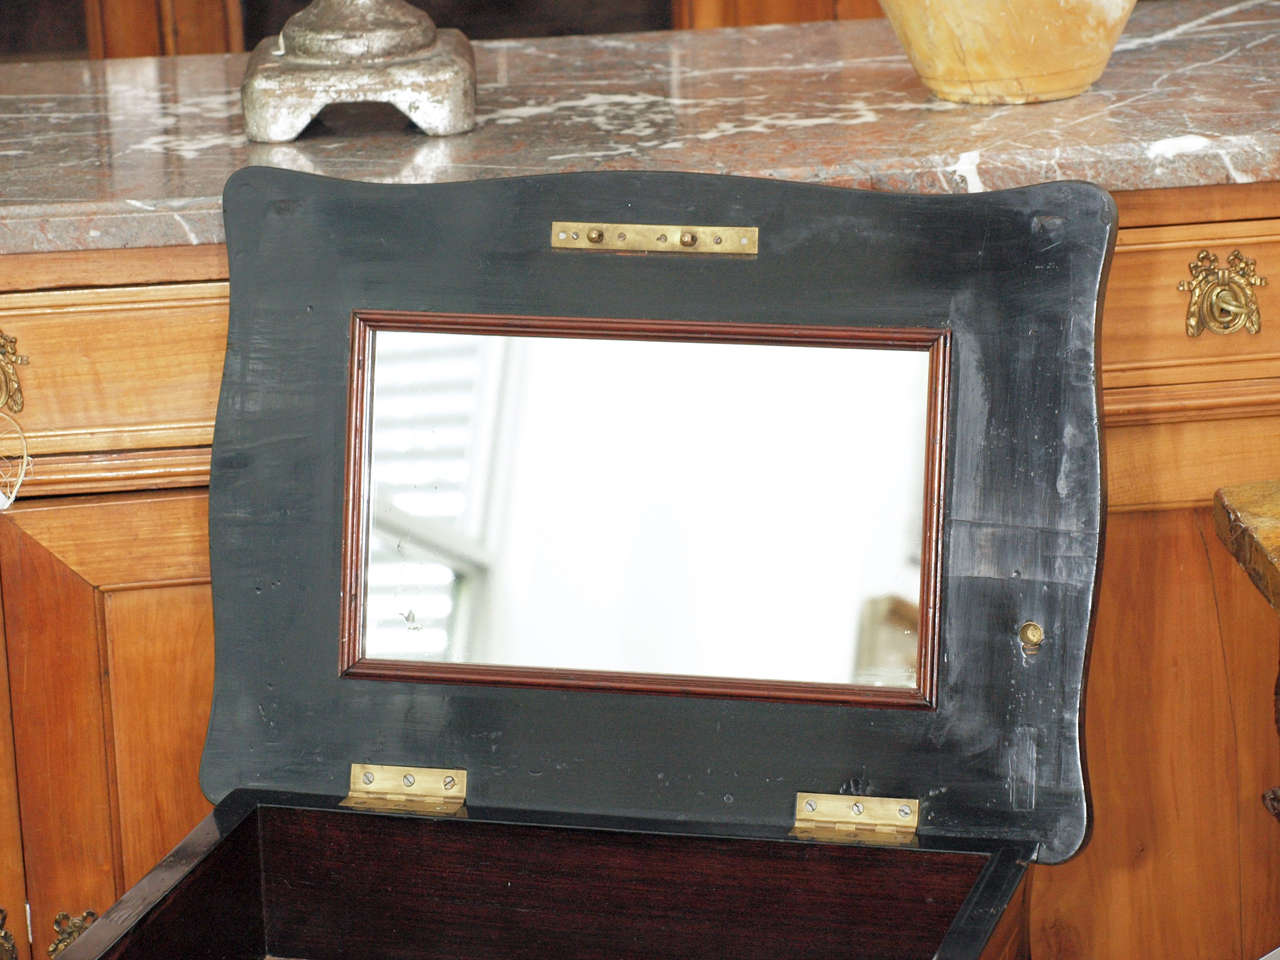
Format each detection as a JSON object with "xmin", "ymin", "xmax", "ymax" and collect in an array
[
  {"xmin": 551, "ymin": 221, "xmax": 758, "ymax": 255},
  {"xmin": 340, "ymin": 764, "xmax": 467, "ymax": 815},
  {"xmin": 792, "ymin": 792, "xmax": 919, "ymax": 846}
]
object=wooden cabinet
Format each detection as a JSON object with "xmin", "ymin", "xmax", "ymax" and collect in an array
[
  {"xmin": 0, "ymin": 268, "xmax": 225, "ymax": 960},
  {"xmin": 0, "ymin": 493, "xmax": 213, "ymax": 959},
  {"xmin": 1, "ymin": 184, "xmax": 1279, "ymax": 959}
]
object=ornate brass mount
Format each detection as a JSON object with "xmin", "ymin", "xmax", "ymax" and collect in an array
[
  {"xmin": 48, "ymin": 911, "xmax": 96, "ymax": 959},
  {"xmin": 1178, "ymin": 249, "xmax": 1267, "ymax": 337},
  {"xmin": 0, "ymin": 332, "xmax": 28, "ymax": 414},
  {"xmin": 1, "ymin": 908, "xmax": 17, "ymax": 960}
]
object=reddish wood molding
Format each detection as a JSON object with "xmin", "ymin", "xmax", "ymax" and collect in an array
[{"xmin": 340, "ymin": 311, "xmax": 950, "ymax": 707}]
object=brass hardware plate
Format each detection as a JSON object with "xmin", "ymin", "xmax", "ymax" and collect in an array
[
  {"xmin": 792, "ymin": 792, "xmax": 919, "ymax": 846},
  {"xmin": 1179, "ymin": 248, "xmax": 1267, "ymax": 336},
  {"xmin": 48, "ymin": 911, "xmax": 96, "ymax": 959},
  {"xmin": 0, "ymin": 331, "xmax": 28, "ymax": 414},
  {"xmin": 551, "ymin": 222, "xmax": 758, "ymax": 255},
  {"xmin": 340, "ymin": 763, "xmax": 467, "ymax": 815}
]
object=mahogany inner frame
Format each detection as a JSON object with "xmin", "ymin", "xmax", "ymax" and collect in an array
[{"xmin": 339, "ymin": 311, "xmax": 950, "ymax": 708}]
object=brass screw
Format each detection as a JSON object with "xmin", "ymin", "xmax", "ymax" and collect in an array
[
  {"xmin": 852, "ymin": 802, "xmax": 865, "ymax": 816},
  {"xmin": 1019, "ymin": 621, "xmax": 1045, "ymax": 655},
  {"xmin": 403, "ymin": 773, "xmax": 416, "ymax": 787},
  {"xmin": 898, "ymin": 804, "xmax": 912, "ymax": 818},
  {"xmin": 656, "ymin": 233, "xmax": 668, "ymax": 243},
  {"xmin": 587, "ymin": 228, "xmax": 604, "ymax": 243},
  {"xmin": 443, "ymin": 775, "xmax": 457, "ymax": 790},
  {"xmin": 680, "ymin": 231, "xmax": 697, "ymax": 247},
  {"xmin": 804, "ymin": 798, "xmax": 817, "ymax": 813},
  {"xmin": 362, "ymin": 771, "xmax": 375, "ymax": 785}
]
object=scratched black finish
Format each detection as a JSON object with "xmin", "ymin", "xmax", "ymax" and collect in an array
[{"xmin": 205, "ymin": 169, "xmax": 1113, "ymax": 866}]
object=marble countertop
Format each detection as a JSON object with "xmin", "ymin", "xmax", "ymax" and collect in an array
[{"xmin": 2, "ymin": 0, "xmax": 1279, "ymax": 255}]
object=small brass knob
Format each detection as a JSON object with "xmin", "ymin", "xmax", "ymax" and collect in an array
[
  {"xmin": 679, "ymin": 231, "xmax": 697, "ymax": 247},
  {"xmin": 586, "ymin": 228, "xmax": 604, "ymax": 244},
  {"xmin": 1018, "ymin": 621, "xmax": 1045, "ymax": 655}
]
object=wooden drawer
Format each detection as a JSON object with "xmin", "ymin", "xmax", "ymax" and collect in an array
[
  {"xmin": 1100, "ymin": 219, "xmax": 1280, "ymax": 510},
  {"xmin": 0, "ymin": 282, "xmax": 228, "ymax": 494},
  {"xmin": 1104, "ymin": 219, "xmax": 1280, "ymax": 394}
]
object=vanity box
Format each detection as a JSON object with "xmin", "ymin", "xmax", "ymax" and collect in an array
[{"xmin": 63, "ymin": 168, "xmax": 1114, "ymax": 960}]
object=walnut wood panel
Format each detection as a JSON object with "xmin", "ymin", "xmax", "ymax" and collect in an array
[
  {"xmin": 834, "ymin": 0, "xmax": 884, "ymax": 18},
  {"xmin": 0, "ymin": 613, "xmax": 31, "ymax": 960},
  {"xmin": 1029, "ymin": 508, "xmax": 1280, "ymax": 960},
  {"xmin": 0, "ymin": 490, "xmax": 213, "ymax": 952},
  {"xmin": 673, "ymin": 0, "xmax": 833, "ymax": 27},
  {"xmin": 0, "ymin": 517, "xmax": 121, "ymax": 954},
  {"xmin": 0, "ymin": 246, "xmax": 228, "ymax": 294},
  {"xmin": 4, "ymin": 491, "xmax": 210, "ymax": 588},
  {"xmin": 261, "ymin": 807, "xmax": 987, "ymax": 960},
  {"xmin": 160, "ymin": 0, "xmax": 243, "ymax": 55},
  {"xmin": 22, "ymin": 448, "xmax": 212, "ymax": 498},
  {"xmin": 1114, "ymin": 182, "xmax": 1280, "ymax": 230},
  {"xmin": 1103, "ymin": 220, "xmax": 1280, "ymax": 392},
  {"xmin": 1106, "ymin": 413, "xmax": 1280, "ymax": 512},
  {"xmin": 0, "ymin": 282, "xmax": 227, "ymax": 459},
  {"xmin": 86, "ymin": 0, "xmax": 241, "ymax": 57},
  {"xmin": 85, "ymin": 0, "xmax": 160, "ymax": 58},
  {"xmin": 1206, "ymin": 520, "xmax": 1280, "ymax": 959},
  {"xmin": 1104, "ymin": 376, "xmax": 1280, "ymax": 427},
  {"xmin": 104, "ymin": 585, "xmax": 214, "ymax": 887}
]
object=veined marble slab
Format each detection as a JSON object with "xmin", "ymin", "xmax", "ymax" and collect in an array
[{"xmin": 1, "ymin": 0, "xmax": 1278, "ymax": 254}]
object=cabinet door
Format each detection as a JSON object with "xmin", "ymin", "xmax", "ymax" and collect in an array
[
  {"xmin": 0, "ymin": 617, "xmax": 29, "ymax": 960},
  {"xmin": 1029, "ymin": 508, "xmax": 1280, "ymax": 959},
  {"xmin": 0, "ymin": 490, "xmax": 213, "ymax": 956}
]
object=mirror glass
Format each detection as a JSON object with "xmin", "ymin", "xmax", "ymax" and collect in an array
[{"xmin": 351, "ymin": 323, "xmax": 940, "ymax": 695}]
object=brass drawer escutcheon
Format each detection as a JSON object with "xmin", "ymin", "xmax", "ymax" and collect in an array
[
  {"xmin": 47, "ymin": 911, "xmax": 96, "ymax": 959},
  {"xmin": 1178, "ymin": 249, "xmax": 1267, "ymax": 337}
]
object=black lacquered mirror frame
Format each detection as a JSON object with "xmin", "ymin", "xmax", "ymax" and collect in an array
[
  {"xmin": 339, "ymin": 311, "xmax": 950, "ymax": 706},
  {"xmin": 206, "ymin": 168, "xmax": 1113, "ymax": 863}
]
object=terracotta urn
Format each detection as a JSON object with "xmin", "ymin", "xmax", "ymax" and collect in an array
[{"xmin": 878, "ymin": 0, "xmax": 1138, "ymax": 104}]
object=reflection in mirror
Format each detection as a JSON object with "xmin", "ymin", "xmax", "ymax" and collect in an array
[{"xmin": 346, "ymin": 318, "xmax": 945, "ymax": 700}]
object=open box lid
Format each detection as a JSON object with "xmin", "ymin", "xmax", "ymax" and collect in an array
[{"xmin": 203, "ymin": 168, "xmax": 1113, "ymax": 864}]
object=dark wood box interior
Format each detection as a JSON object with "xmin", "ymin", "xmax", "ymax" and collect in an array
[{"xmin": 89, "ymin": 798, "xmax": 1025, "ymax": 960}]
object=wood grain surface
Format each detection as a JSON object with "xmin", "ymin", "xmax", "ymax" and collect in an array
[
  {"xmin": 1029, "ymin": 508, "xmax": 1280, "ymax": 959},
  {"xmin": 1106, "ymin": 414, "xmax": 1280, "ymax": 512},
  {"xmin": 0, "ymin": 490, "xmax": 213, "ymax": 955},
  {"xmin": 0, "ymin": 516, "xmax": 121, "ymax": 954},
  {"xmin": 260, "ymin": 806, "xmax": 988, "ymax": 960},
  {"xmin": 0, "ymin": 612, "xmax": 31, "ymax": 960},
  {"xmin": 0, "ymin": 283, "xmax": 227, "ymax": 459},
  {"xmin": 104, "ymin": 585, "xmax": 214, "ymax": 887}
]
